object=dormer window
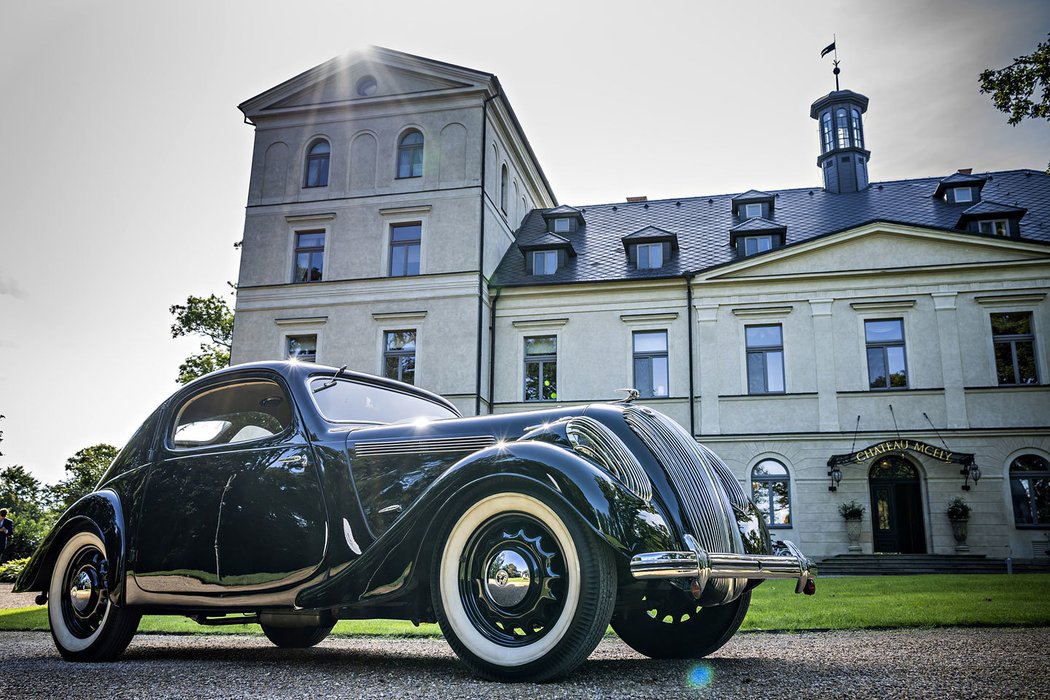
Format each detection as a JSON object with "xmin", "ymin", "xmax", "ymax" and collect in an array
[
  {"xmin": 532, "ymin": 250, "xmax": 558, "ymax": 275},
  {"xmin": 744, "ymin": 203, "xmax": 763, "ymax": 219},
  {"xmin": 953, "ymin": 187, "xmax": 973, "ymax": 204},
  {"xmin": 637, "ymin": 243, "xmax": 664, "ymax": 269},
  {"xmin": 741, "ymin": 235, "xmax": 774, "ymax": 256},
  {"xmin": 553, "ymin": 218, "xmax": 572, "ymax": 233},
  {"xmin": 978, "ymin": 219, "xmax": 1009, "ymax": 237}
]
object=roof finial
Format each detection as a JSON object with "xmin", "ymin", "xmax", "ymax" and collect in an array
[{"xmin": 820, "ymin": 35, "xmax": 840, "ymax": 91}]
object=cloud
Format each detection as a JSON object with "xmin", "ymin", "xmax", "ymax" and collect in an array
[{"xmin": 0, "ymin": 275, "xmax": 23, "ymax": 299}]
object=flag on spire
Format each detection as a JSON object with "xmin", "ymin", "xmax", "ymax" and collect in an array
[{"xmin": 820, "ymin": 41, "xmax": 836, "ymax": 58}]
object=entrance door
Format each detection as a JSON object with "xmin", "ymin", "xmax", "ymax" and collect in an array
[{"xmin": 868, "ymin": 456, "xmax": 926, "ymax": 554}]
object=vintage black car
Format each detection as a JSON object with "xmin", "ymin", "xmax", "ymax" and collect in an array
[{"xmin": 16, "ymin": 361, "xmax": 814, "ymax": 681}]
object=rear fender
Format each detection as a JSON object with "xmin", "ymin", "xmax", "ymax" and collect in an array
[{"xmin": 13, "ymin": 491, "xmax": 126, "ymax": 605}]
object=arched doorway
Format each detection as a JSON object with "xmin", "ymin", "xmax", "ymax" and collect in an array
[{"xmin": 869, "ymin": 456, "xmax": 926, "ymax": 553}]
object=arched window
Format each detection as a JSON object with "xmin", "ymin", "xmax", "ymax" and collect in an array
[
  {"xmin": 500, "ymin": 164, "xmax": 509, "ymax": 214},
  {"xmin": 1010, "ymin": 454, "xmax": 1050, "ymax": 526},
  {"xmin": 750, "ymin": 459, "xmax": 791, "ymax": 528},
  {"xmin": 851, "ymin": 108, "xmax": 864, "ymax": 149},
  {"xmin": 821, "ymin": 112, "xmax": 833, "ymax": 153},
  {"xmin": 835, "ymin": 108, "xmax": 850, "ymax": 149},
  {"xmin": 397, "ymin": 130, "xmax": 424, "ymax": 179},
  {"xmin": 304, "ymin": 139, "xmax": 330, "ymax": 188}
]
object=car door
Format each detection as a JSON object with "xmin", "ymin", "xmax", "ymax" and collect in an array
[{"xmin": 131, "ymin": 374, "xmax": 327, "ymax": 594}]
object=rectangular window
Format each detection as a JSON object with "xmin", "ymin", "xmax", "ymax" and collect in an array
[
  {"xmin": 865, "ymin": 319, "xmax": 908, "ymax": 389},
  {"xmin": 553, "ymin": 218, "xmax": 571, "ymax": 233},
  {"xmin": 389, "ymin": 223, "xmax": 421, "ymax": 277},
  {"xmin": 745, "ymin": 325, "xmax": 784, "ymax": 394},
  {"xmin": 383, "ymin": 330, "xmax": 416, "ymax": 385},
  {"xmin": 953, "ymin": 187, "xmax": 973, "ymax": 203},
  {"xmin": 293, "ymin": 231, "xmax": 325, "ymax": 283},
  {"xmin": 286, "ymin": 334, "xmax": 317, "ymax": 363},
  {"xmin": 524, "ymin": 336, "xmax": 557, "ymax": 401},
  {"xmin": 744, "ymin": 202, "xmax": 763, "ymax": 219},
  {"xmin": 633, "ymin": 331, "xmax": 668, "ymax": 398},
  {"xmin": 532, "ymin": 250, "xmax": 558, "ymax": 275},
  {"xmin": 992, "ymin": 312, "xmax": 1038, "ymax": 385},
  {"xmin": 978, "ymin": 219, "xmax": 1009, "ymax": 236},
  {"xmin": 636, "ymin": 243, "xmax": 664, "ymax": 269},
  {"xmin": 743, "ymin": 235, "xmax": 774, "ymax": 256}
]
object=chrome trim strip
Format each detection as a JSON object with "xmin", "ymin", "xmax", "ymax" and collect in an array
[
  {"xmin": 353, "ymin": 436, "xmax": 497, "ymax": 457},
  {"xmin": 566, "ymin": 416, "xmax": 653, "ymax": 502}
]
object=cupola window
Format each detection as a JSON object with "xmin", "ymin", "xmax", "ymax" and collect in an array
[
  {"xmin": 821, "ymin": 112, "xmax": 833, "ymax": 153},
  {"xmin": 851, "ymin": 108, "xmax": 864, "ymax": 149},
  {"xmin": 835, "ymin": 108, "xmax": 850, "ymax": 149}
]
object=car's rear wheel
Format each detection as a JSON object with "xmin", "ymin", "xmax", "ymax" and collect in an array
[
  {"xmin": 48, "ymin": 531, "xmax": 140, "ymax": 661},
  {"xmin": 611, "ymin": 587, "xmax": 750, "ymax": 659},
  {"xmin": 261, "ymin": 623, "xmax": 335, "ymax": 648},
  {"xmin": 432, "ymin": 491, "xmax": 616, "ymax": 682}
]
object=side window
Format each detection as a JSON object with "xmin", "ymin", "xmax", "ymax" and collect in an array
[
  {"xmin": 304, "ymin": 139, "xmax": 330, "ymax": 188},
  {"xmin": 171, "ymin": 380, "xmax": 292, "ymax": 449},
  {"xmin": 293, "ymin": 231, "xmax": 325, "ymax": 282},
  {"xmin": 750, "ymin": 459, "xmax": 791, "ymax": 528},
  {"xmin": 390, "ymin": 223, "xmax": 421, "ymax": 277},
  {"xmin": 1010, "ymin": 454, "xmax": 1050, "ymax": 526},
  {"xmin": 524, "ymin": 335, "xmax": 557, "ymax": 401},
  {"xmin": 992, "ymin": 312, "xmax": 1037, "ymax": 385},
  {"xmin": 633, "ymin": 331, "xmax": 668, "ymax": 398},
  {"xmin": 746, "ymin": 324, "xmax": 785, "ymax": 394},
  {"xmin": 383, "ymin": 330, "xmax": 417, "ymax": 385},
  {"xmin": 397, "ymin": 130, "xmax": 424, "ymax": 179}
]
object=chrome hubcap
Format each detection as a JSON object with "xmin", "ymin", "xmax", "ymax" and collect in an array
[
  {"xmin": 484, "ymin": 549, "xmax": 532, "ymax": 608},
  {"xmin": 69, "ymin": 569, "xmax": 95, "ymax": 614}
]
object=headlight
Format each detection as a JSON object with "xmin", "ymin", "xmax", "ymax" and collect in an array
[{"xmin": 566, "ymin": 417, "xmax": 653, "ymax": 502}]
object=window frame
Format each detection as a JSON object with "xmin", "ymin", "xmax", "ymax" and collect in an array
[
  {"xmin": 382, "ymin": 329, "xmax": 417, "ymax": 385},
  {"xmin": 743, "ymin": 202, "xmax": 763, "ymax": 219},
  {"xmin": 303, "ymin": 139, "xmax": 331, "ymax": 188},
  {"xmin": 978, "ymin": 219, "xmax": 1010, "ymax": 237},
  {"xmin": 553, "ymin": 217, "xmax": 571, "ymax": 233},
  {"xmin": 991, "ymin": 312, "xmax": 1038, "ymax": 385},
  {"xmin": 1009, "ymin": 453, "xmax": 1050, "ymax": 528},
  {"xmin": 396, "ymin": 129, "xmax": 424, "ymax": 179},
  {"xmin": 742, "ymin": 235, "xmax": 774, "ymax": 256},
  {"xmin": 531, "ymin": 250, "xmax": 558, "ymax": 276},
  {"xmin": 953, "ymin": 187, "xmax": 973, "ymax": 204},
  {"xmin": 636, "ymin": 242, "xmax": 664, "ymax": 270},
  {"xmin": 523, "ymin": 335, "xmax": 558, "ymax": 402},
  {"xmin": 745, "ymin": 324, "xmax": 785, "ymax": 395},
  {"xmin": 865, "ymin": 318, "xmax": 909, "ymax": 390},
  {"xmin": 750, "ymin": 458, "xmax": 792, "ymax": 529},
  {"xmin": 821, "ymin": 112, "xmax": 833, "ymax": 153},
  {"xmin": 500, "ymin": 164, "xmax": 509, "ymax": 214},
  {"xmin": 389, "ymin": 222, "xmax": 422, "ymax": 277},
  {"xmin": 285, "ymin": 334, "xmax": 318, "ymax": 363},
  {"xmin": 632, "ymin": 330, "xmax": 669, "ymax": 398},
  {"xmin": 167, "ymin": 377, "xmax": 295, "ymax": 453},
  {"xmin": 292, "ymin": 230, "xmax": 326, "ymax": 283}
]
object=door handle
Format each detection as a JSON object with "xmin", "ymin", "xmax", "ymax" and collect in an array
[{"xmin": 280, "ymin": 454, "xmax": 308, "ymax": 467}]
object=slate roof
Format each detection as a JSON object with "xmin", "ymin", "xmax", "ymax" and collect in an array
[
  {"xmin": 492, "ymin": 169, "xmax": 1050, "ymax": 287},
  {"xmin": 728, "ymin": 217, "xmax": 786, "ymax": 233},
  {"xmin": 959, "ymin": 199, "xmax": 1026, "ymax": 218}
]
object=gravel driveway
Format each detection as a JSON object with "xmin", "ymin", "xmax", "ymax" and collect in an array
[{"xmin": 1, "ymin": 626, "xmax": 1047, "ymax": 699}]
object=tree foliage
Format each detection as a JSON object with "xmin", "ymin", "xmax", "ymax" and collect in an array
[
  {"xmin": 979, "ymin": 33, "xmax": 1050, "ymax": 126},
  {"xmin": 0, "ymin": 464, "xmax": 54, "ymax": 559},
  {"xmin": 50, "ymin": 443, "xmax": 118, "ymax": 513},
  {"xmin": 170, "ymin": 293, "xmax": 234, "ymax": 384}
]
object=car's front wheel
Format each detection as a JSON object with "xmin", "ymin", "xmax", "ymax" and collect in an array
[
  {"xmin": 611, "ymin": 587, "xmax": 751, "ymax": 659},
  {"xmin": 261, "ymin": 623, "xmax": 335, "ymax": 648},
  {"xmin": 48, "ymin": 531, "xmax": 140, "ymax": 661},
  {"xmin": 432, "ymin": 491, "xmax": 616, "ymax": 682}
]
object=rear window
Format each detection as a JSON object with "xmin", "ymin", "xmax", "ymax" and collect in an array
[
  {"xmin": 171, "ymin": 380, "xmax": 292, "ymax": 449},
  {"xmin": 310, "ymin": 378, "xmax": 458, "ymax": 424}
]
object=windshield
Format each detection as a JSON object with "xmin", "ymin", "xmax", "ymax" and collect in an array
[{"xmin": 309, "ymin": 377, "xmax": 459, "ymax": 424}]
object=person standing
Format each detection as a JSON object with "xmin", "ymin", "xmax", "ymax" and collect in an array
[{"xmin": 0, "ymin": 509, "xmax": 13, "ymax": 564}]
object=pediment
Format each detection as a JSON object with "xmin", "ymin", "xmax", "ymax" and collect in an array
[
  {"xmin": 702, "ymin": 223, "xmax": 1050, "ymax": 281},
  {"xmin": 240, "ymin": 47, "xmax": 487, "ymax": 117}
]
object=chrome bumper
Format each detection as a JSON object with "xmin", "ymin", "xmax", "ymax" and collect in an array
[{"xmin": 630, "ymin": 535, "xmax": 817, "ymax": 595}]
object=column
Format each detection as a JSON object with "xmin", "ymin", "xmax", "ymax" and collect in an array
[
  {"xmin": 810, "ymin": 298, "xmax": 840, "ymax": 432},
  {"xmin": 932, "ymin": 292, "xmax": 968, "ymax": 429}
]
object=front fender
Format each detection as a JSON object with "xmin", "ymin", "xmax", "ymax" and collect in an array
[
  {"xmin": 13, "ymin": 491, "xmax": 126, "ymax": 604},
  {"xmin": 296, "ymin": 441, "xmax": 675, "ymax": 610}
]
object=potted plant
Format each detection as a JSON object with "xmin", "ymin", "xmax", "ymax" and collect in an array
[
  {"xmin": 839, "ymin": 500, "xmax": 865, "ymax": 553},
  {"xmin": 946, "ymin": 497, "xmax": 971, "ymax": 552}
]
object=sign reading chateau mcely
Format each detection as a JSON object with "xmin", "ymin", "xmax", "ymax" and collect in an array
[{"xmin": 827, "ymin": 439, "xmax": 975, "ymax": 468}]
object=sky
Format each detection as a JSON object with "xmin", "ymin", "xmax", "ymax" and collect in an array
[{"xmin": 1, "ymin": 0, "xmax": 1047, "ymax": 485}]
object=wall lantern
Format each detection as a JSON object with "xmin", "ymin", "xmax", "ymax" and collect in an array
[
  {"xmin": 828, "ymin": 465, "xmax": 843, "ymax": 492},
  {"xmin": 961, "ymin": 463, "xmax": 982, "ymax": 491}
]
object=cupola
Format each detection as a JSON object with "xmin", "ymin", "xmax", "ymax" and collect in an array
[{"xmin": 810, "ymin": 89, "xmax": 870, "ymax": 193}]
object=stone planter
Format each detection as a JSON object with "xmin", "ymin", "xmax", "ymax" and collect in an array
[
  {"xmin": 845, "ymin": 518, "xmax": 863, "ymax": 553},
  {"xmin": 950, "ymin": 517, "xmax": 969, "ymax": 553}
]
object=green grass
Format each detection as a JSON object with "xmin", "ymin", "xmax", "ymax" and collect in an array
[{"xmin": 3, "ymin": 574, "xmax": 1048, "ymax": 637}]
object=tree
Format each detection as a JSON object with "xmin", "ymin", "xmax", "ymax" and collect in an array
[
  {"xmin": 49, "ymin": 443, "xmax": 118, "ymax": 513},
  {"xmin": 0, "ymin": 464, "xmax": 54, "ymax": 558},
  {"xmin": 979, "ymin": 33, "xmax": 1050, "ymax": 126},
  {"xmin": 170, "ymin": 293, "xmax": 234, "ymax": 384}
]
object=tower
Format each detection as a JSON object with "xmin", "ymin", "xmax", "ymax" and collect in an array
[{"xmin": 810, "ymin": 89, "xmax": 870, "ymax": 193}]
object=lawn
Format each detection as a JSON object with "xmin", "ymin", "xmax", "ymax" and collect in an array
[{"xmin": 2, "ymin": 574, "xmax": 1048, "ymax": 637}]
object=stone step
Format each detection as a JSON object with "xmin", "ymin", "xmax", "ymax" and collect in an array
[{"xmin": 815, "ymin": 554, "xmax": 1050, "ymax": 576}]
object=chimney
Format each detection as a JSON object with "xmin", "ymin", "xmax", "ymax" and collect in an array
[
  {"xmin": 626, "ymin": 196, "xmax": 648, "ymax": 203},
  {"xmin": 958, "ymin": 168, "xmax": 973, "ymax": 175}
]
